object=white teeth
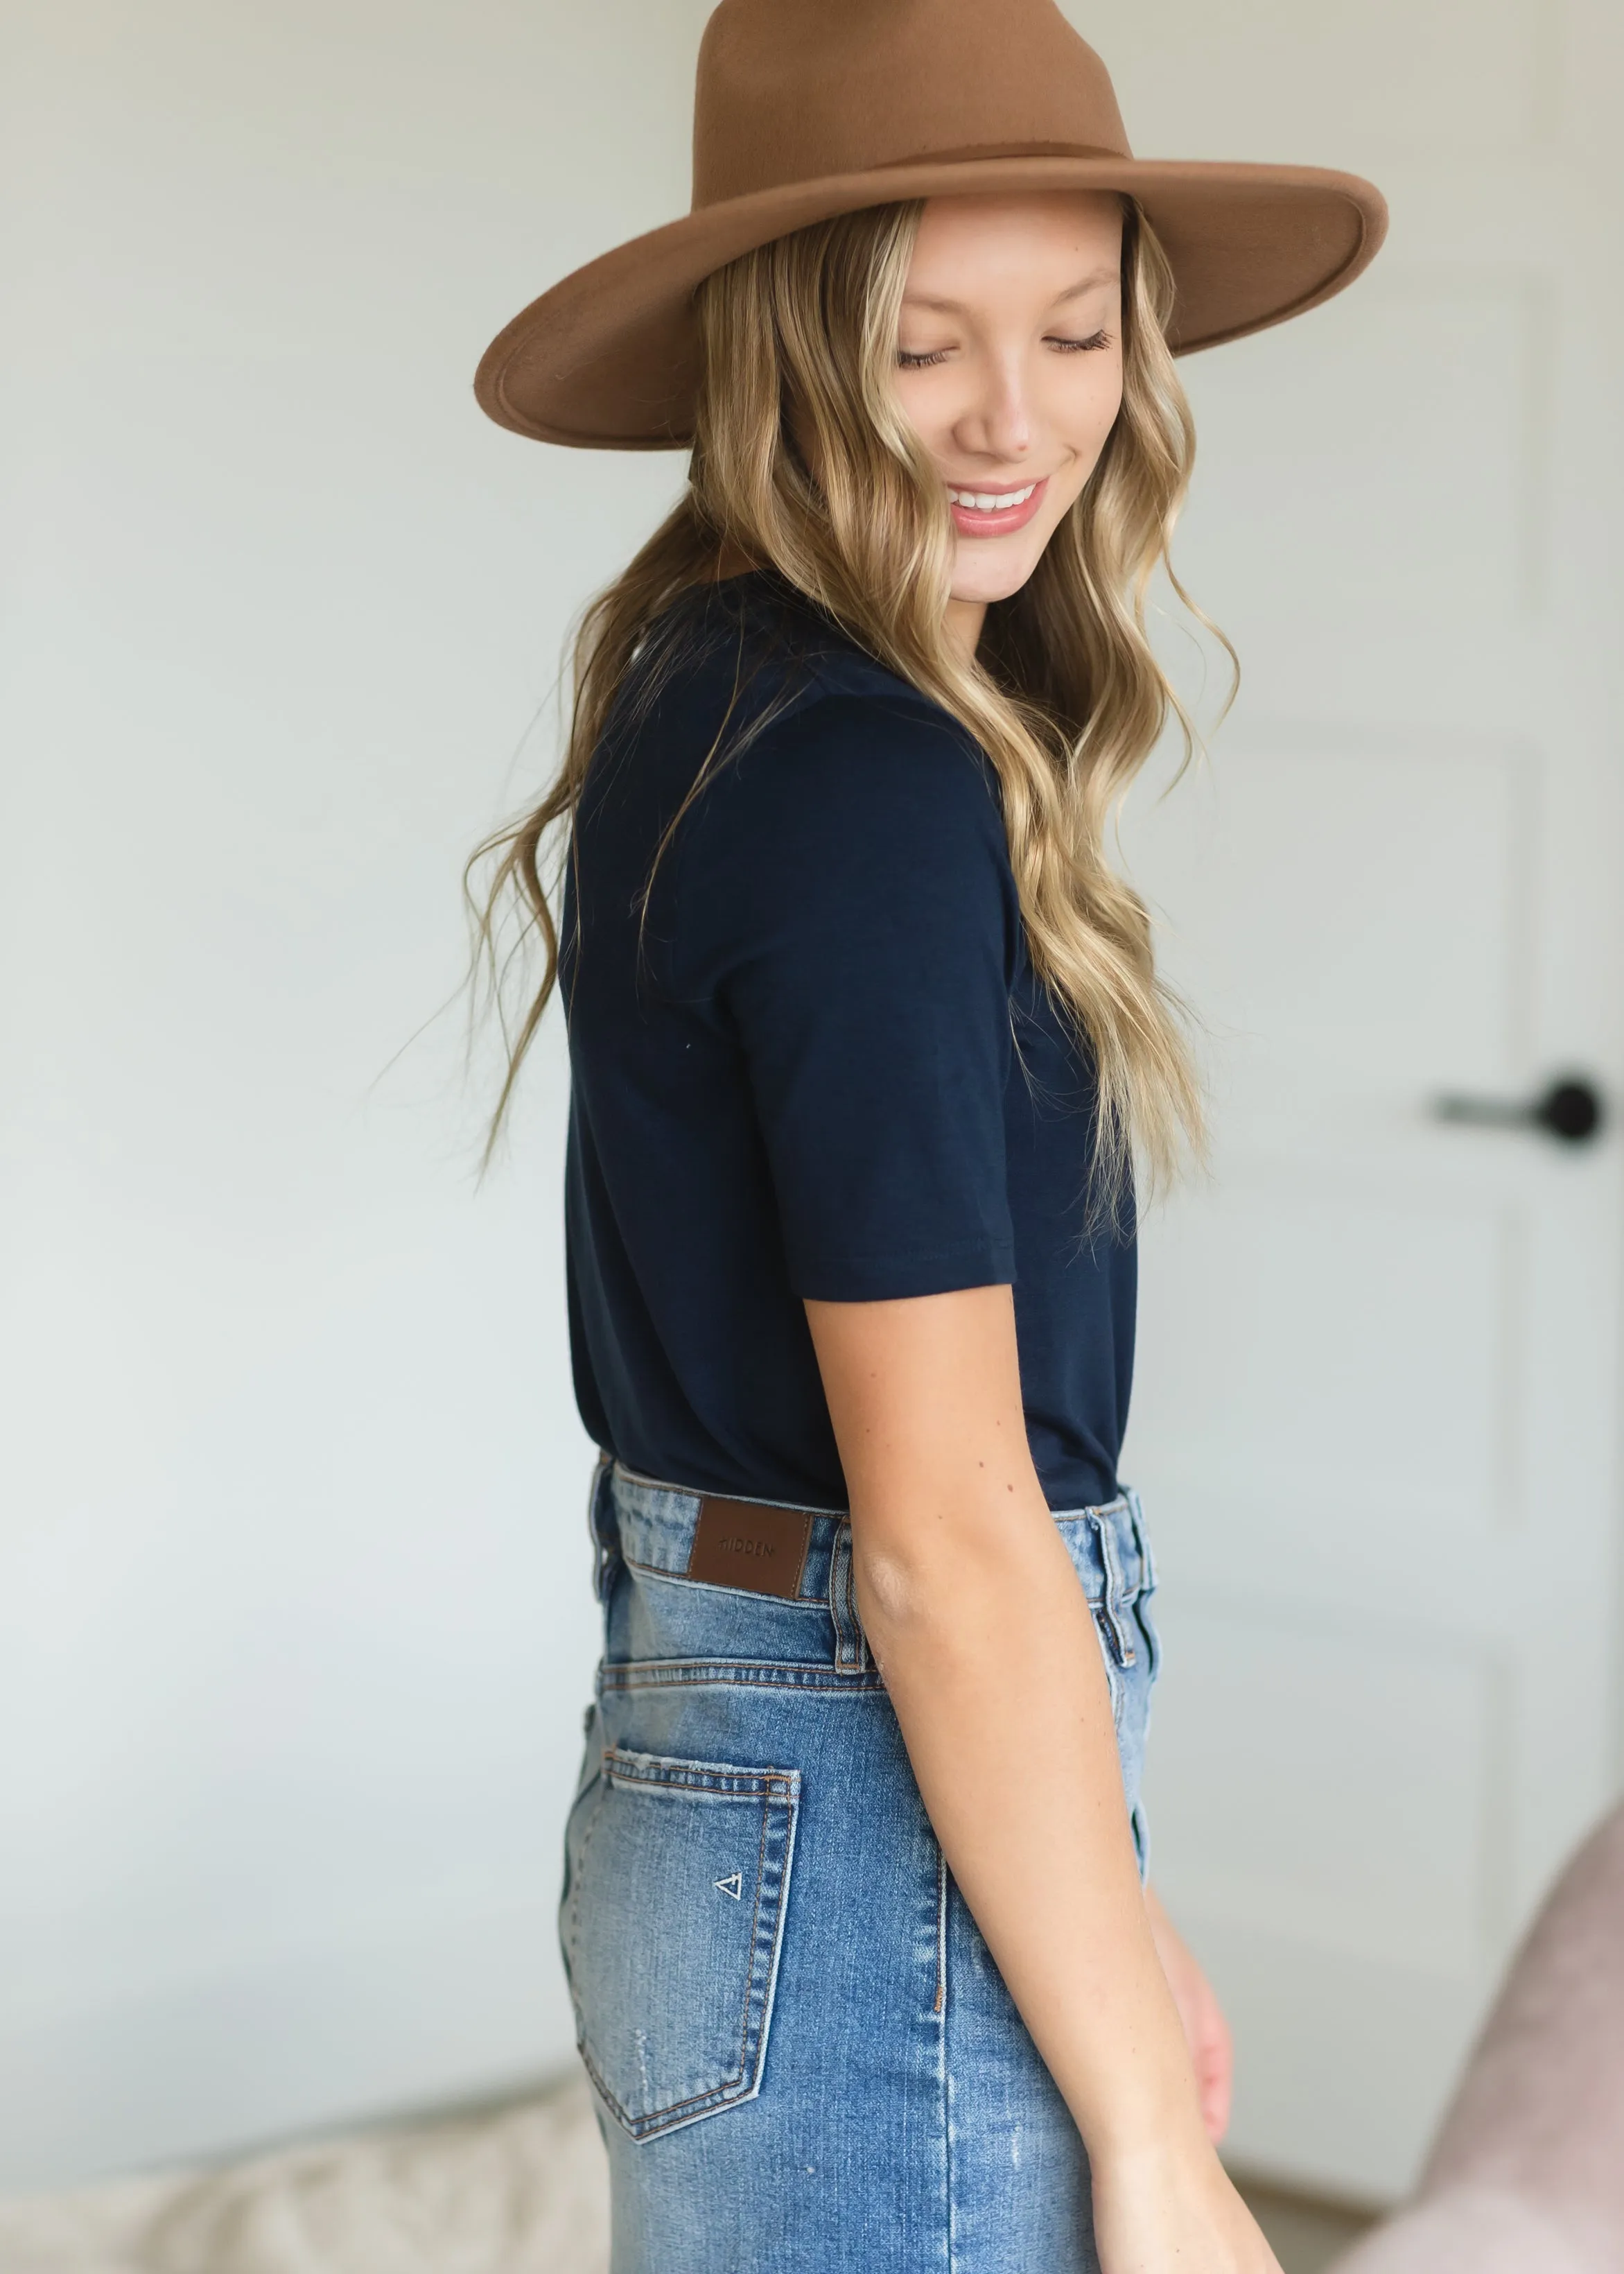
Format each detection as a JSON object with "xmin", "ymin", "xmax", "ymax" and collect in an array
[{"xmin": 948, "ymin": 483, "xmax": 1036, "ymax": 512}]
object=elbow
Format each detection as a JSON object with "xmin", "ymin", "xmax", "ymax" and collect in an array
[
  {"xmin": 851, "ymin": 1540, "xmax": 925, "ymax": 1638},
  {"xmin": 850, "ymin": 1516, "xmax": 1011, "ymax": 1652}
]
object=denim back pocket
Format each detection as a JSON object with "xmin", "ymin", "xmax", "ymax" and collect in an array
[{"xmin": 561, "ymin": 1746, "xmax": 800, "ymax": 2141}]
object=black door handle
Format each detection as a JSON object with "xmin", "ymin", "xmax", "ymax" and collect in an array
[{"xmin": 1433, "ymin": 1074, "xmax": 1605, "ymax": 1145}]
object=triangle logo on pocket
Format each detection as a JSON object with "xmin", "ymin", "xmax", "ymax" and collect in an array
[{"xmin": 714, "ymin": 1871, "xmax": 744, "ymax": 1900}]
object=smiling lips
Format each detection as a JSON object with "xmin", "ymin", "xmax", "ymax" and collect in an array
[{"xmin": 946, "ymin": 475, "xmax": 1049, "ymax": 537}]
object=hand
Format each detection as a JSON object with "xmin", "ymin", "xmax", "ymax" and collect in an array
[
  {"xmin": 1145, "ymin": 1885, "xmax": 1234, "ymax": 2144},
  {"xmin": 1092, "ymin": 2134, "xmax": 1283, "ymax": 2274},
  {"xmin": 1089, "ymin": 1898, "xmax": 1269, "ymax": 2271}
]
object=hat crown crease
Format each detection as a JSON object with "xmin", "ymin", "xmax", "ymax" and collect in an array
[{"xmin": 692, "ymin": 0, "xmax": 1132, "ymax": 209}]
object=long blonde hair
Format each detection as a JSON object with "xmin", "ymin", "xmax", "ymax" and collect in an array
[{"xmin": 471, "ymin": 194, "xmax": 1220, "ymax": 1208}]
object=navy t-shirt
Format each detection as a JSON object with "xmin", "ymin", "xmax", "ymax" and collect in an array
[{"xmin": 560, "ymin": 572, "xmax": 1135, "ymax": 1513}]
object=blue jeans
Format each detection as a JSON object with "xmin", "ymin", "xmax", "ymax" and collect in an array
[{"xmin": 562, "ymin": 1454, "xmax": 1162, "ymax": 2273}]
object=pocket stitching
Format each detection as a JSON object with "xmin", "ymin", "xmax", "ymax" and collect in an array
[
  {"xmin": 572, "ymin": 1749, "xmax": 799, "ymax": 2141},
  {"xmin": 604, "ymin": 1747, "xmax": 798, "ymax": 1798},
  {"xmin": 579, "ymin": 1785, "xmax": 766, "ymax": 2126},
  {"xmin": 561, "ymin": 1769, "xmax": 606, "ymax": 2006}
]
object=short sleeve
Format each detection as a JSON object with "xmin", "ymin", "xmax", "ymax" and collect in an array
[{"xmin": 674, "ymin": 692, "xmax": 1020, "ymax": 1301}]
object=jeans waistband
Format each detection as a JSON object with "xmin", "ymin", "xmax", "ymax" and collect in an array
[{"xmin": 586, "ymin": 1452, "xmax": 1154, "ymax": 1641}]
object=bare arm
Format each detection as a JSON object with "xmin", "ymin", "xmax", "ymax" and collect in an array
[{"xmin": 805, "ymin": 1283, "xmax": 1277, "ymax": 2271}]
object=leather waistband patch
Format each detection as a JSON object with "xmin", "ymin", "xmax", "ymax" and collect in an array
[{"xmin": 686, "ymin": 1498, "xmax": 814, "ymax": 1599}]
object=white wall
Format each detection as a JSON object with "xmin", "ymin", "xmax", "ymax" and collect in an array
[
  {"xmin": 0, "ymin": 0, "xmax": 714, "ymax": 2189},
  {"xmin": 8, "ymin": 0, "xmax": 1619, "ymax": 2205}
]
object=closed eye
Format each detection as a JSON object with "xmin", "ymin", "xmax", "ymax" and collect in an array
[{"xmin": 898, "ymin": 327, "xmax": 1112, "ymax": 369}]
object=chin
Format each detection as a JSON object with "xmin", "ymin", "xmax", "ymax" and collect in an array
[{"xmin": 948, "ymin": 544, "xmax": 1048, "ymax": 607}]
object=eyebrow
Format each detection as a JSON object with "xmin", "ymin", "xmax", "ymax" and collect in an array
[{"xmin": 900, "ymin": 265, "xmax": 1120, "ymax": 316}]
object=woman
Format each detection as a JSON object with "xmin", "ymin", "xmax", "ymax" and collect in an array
[{"xmin": 471, "ymin": 4, "xmax": 1386, "ymax": 2268}]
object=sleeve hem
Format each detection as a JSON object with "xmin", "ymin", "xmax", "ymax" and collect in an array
[{"xmin": 791, "ymin": 1240, "xmax": 1017, "ymax": 1304}]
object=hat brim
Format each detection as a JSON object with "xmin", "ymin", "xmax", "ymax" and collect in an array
[{"xmin": 475, "ymin": 153, "xmax": 1387, "ymax": 449}]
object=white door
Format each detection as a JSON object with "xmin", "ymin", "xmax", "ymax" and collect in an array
[{"xmin": 1096, "ymin": 0, "xmax": 1624, "ymax": 2201}]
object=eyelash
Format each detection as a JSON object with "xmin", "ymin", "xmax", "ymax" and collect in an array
[{"xmin": 896, "ymin": 329, "xmax": 1112, "ymax": 370}]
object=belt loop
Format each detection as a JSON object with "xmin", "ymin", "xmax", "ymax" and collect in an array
[
  {"xmin": 1089, "ymin": 1508, "xmax": 1136, "ymax": 1668},
  {"xmin": 828, "ymin": 1521, "xmax": 869, "ymax": 1677},
  {"xmin": 1124, "ymin": 1484, "xmax": 1156, "ymax": 1595},
  {"xmin": 587, "ymin": 1450, "xmax": 621, "ymax": 1606}
]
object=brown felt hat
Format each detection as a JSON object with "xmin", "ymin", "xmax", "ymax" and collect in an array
[{"xmin": 475, "ymin": 0, "xmax": 1388, "ymax": 450}]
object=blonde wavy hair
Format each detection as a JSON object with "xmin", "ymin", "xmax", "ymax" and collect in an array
[{"xmin": 471, "ymin": 194, "xmax": 1222, "ymax": 1209}]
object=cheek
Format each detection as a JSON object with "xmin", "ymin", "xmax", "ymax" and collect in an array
[
  {"xmin": 891, "ymin": 374, "xmax": 948, "ymax": 455},
  {"xmin": 1060, "ymin": 366, "xmax": 1123, "ymax": 486}
]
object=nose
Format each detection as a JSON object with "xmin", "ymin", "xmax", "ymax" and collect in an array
[{"xmin": 953, "ymin": 352, "xmax": 1033, "ymax": 465}]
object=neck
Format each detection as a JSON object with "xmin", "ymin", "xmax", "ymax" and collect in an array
[
  {"xmin": 945, "ymin": 593, "xmax": 987, "ymax": 662},
  {"xmin": 709, "ymin": 539, "xmax": 759, "ymax": 581}
]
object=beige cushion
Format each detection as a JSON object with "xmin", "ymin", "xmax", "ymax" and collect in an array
[{"xmin": 1332, "ymin": 1805, "xmax": 1624, "ymax": 2274}]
